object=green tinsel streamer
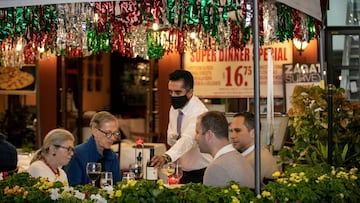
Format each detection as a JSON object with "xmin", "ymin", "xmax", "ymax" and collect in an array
[
  {"xmin": 50, "ymin": 5, "xmax": 58, "ymax": 30},
  {"xmin": 307, "ymin": 16, "xmax": 315, "ymax": 40},
  {"xmin": 0, "ymin": 9, "xmax": 8, "ymax": 42},
  {"xmin": 243, "ymin": 25, "xmax": 251, "ymax": 46},
  {"xmin": 184, "ymin": 0, "xmax": 198, "ymax": 25},
  {"xmin": 276, "ymin": 3, "xmax": 292, "ymax": 42},
  {"xmin": 87, "ymin": 30, "xmax": 96, "ymax": 55},
  {"xmin": 33, "ymin": 7, "xmax": 39, "ymax": 32},
  {"xmin": 24, "ymin": 6, "xmax": 34, "ymax": 39},
  {"xmin": 167, "ymin": 0, "xmax": 175, "ymax": 24},
  {"xmin": 200, "ymin": 0, "xmax": 211, "ymax": 33},
  {"xmin": 212, "ymin": 0, "xmax": 220, "ymax": 42},
  {"xmin": 231, "ymin": 0, "xmax": 241, "ymax": 26},
  {"xmin": 221, "ymin": 0, "xmax": 232, "ymax": 26},
  {"xmin": 15, "ymin": 7, "xmax": 24, "ymax": 36},
  {"xmin": 146, "ymin": 32, "xmax": 163, "ymax": 59},
  {"xmin": 43, "ymin": 5, "xmax": 51, "ymax": 32},
  {"xmin": 5, "ymin": 8, "xmax": 14, "ymax": 37}
]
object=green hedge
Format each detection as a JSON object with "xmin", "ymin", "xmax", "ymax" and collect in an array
[{"xmin": 1, "ymin": 164, "xmax": 359, "ymax": 202}]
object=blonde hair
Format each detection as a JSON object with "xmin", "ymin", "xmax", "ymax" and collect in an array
[
  {"xmin": 30, "ymin": 128, "xmax": 74, "ymax": 164},
  {"xmin": 89, "ymin": 111, "xmax": 118, "ymax": 129}
]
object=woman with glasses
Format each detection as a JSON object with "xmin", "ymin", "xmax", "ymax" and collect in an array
[
  {"xmin": 28, "ymin": 128, "xmax": 74, "ymax": 183},
  {"xmin": 64, "ymin": 111, "xmax": 122, "ymax": 186}
]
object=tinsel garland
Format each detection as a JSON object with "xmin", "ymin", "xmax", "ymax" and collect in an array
[
  {"xmin": 276, "ymin": 3, "xmax": 293, "ymax": 42},
  {"xmin": 0, "ymin": 1, "xmax": 322, "ymax": 63}
]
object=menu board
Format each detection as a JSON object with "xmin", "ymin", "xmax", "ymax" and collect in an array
[{"xmin": 183, "ymin": 41, "xmax": 293, "ymax": 98}]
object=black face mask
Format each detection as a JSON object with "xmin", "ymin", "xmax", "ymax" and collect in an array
[{"xmin": 171, "ymin": 95, "xmax": 189, "ymax": 109}]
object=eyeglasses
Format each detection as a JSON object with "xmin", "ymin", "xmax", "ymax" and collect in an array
[
  {"xmin": 54, "ymin": 144, "xmax": 74, "ymax": 152},
  {"xmin": 96, "ymin": 127, "xmax": 120, "ymax": 138}
]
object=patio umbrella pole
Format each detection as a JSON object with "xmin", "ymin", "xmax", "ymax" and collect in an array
[{"xmin": 252, "ymin": 0, "xmax": 261, "ymax": 195}]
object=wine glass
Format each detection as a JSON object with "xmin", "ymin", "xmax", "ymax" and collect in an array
[
  {"xmin": 168, "ymin": 163, "xmax": 183, "ymax": 185},
  {"xmin": 100, "ymin": 172, "xmax": 113, "ymax": 189},
  {"xmin": 161, "ymin": 162, "xmax": 176, "ymax": 184},
  {"xmin": 86, "ymin": 162, "xmax": 102, "ymax": 186},
  {"xmin": 129, "ymin": 163, "xmax": 143, "ymax": 180}
]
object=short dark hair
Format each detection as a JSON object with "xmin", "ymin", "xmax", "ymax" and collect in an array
[
  {"xmin": 199, "ymin": 111, "xmax": 228, "ymax": 140},
  {"xmin": 233, "ymin": 112, "xmax": 259, "ymax": 131},
  {"xmin": 169, "ymin": 69, "xmax": 194, "ymax": 90}
]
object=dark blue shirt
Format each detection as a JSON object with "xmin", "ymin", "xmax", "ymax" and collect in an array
[{"xmin": 63, "ymin": 135, "xmax": 121, "ymax": 186}]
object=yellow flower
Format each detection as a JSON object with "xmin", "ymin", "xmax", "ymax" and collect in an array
[
  {"xmin": 336, "ymin": 171, "xmax": 349, "ymax": 179},
  {"xmin": 223, "ymin": 189, "xmax": 229, "ymax": 193},
  {"xmin": 115, "ymin": 190, "xmax": 122, "ymax": 197},
  {"xmin": 349, "ymin": 168, "xmax": 358, "ymax": 175},
  {"xmin": 350, "ymin": 175, "xmax": 358, "ymax": 180},
  {"xmin": 127, "ymin": 179, "xmax": 137, "ymax": 186},
  {"xmin": 231, "ymin": 196, "xmax": 240, "ymax": 203},
  {"xmin": 157, "ymin": 179, "xmax": 164, "ymax": 185},
  {"xmin": 272, "ymin": 171, "xmax": 281, "ymax": 177},
  {"xmin": 231, "ymin": 184, "xmax": 239, "ymax": 190},
  {"xmin": 261, "ymin": 190, "xmax": 271, "ymax": 198},
  {"xmin": 22, "ymin": 191, "xmax": 29, "ymax": 199},
  {"xmin": 230, "ymin": 184, "xmax": 240, "ymax": 194}
]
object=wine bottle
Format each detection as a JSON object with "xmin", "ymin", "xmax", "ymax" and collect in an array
[{"xmin": 146, "ymin": 148, "xmax": 158, "ymax": 181}]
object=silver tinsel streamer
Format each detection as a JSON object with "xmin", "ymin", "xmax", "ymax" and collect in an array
[
  {"xmin": 217, "ymin": 18, "xmax": 231, "ymax": 49},
  {"xmin": 263, "ymin": 0, "xmax": 278, "ymax": 44},
  {"xmin": 56, "ymin": 3, "xmax": 94, "ymax": 56},
  {"xmin": 300, "ymin": 13, "xmax": 309, "ymax": 41},
  {"xmin": 130, "ymin": 23, "xmax": 148, "ymax": 59}
]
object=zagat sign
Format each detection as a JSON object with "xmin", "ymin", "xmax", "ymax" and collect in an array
[{"xmin": 283, "ymin": 63, "xmax": 321, "ymax": 83}]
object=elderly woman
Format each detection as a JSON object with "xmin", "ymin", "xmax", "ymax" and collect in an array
[{"xmin": 27, "ymin": 128, "xmax": 74, "ymax": 183}]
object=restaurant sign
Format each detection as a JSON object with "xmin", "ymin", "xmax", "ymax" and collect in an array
[
  {"xmin": 283, "ymin": 63, "xmax": 322, "ymax": 111},
  {"xmin": 183, "ymin": 41, "xmax": 293, "ymax": 98}
]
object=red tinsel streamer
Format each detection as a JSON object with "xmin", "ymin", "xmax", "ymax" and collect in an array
[
  {"xmin": 24, "ymin": 41, "xmax": 37, "ymax": 64},
  {"xmin": 108, "ymin": 2, "xmax": 115, "ymax": 22},
  {"xmin": 314, "ymin": 19, "xmax": 322, "ymax": 38},
  {"xmin": 292, "ymin": 9, "xmax": 302, "ymax": 40},
  {"xmin": 112, "ymin": 24, "xmax": 131, "ymax": 57},
  {"xmin": 258, "ymin": 0, "xmax": 264, "ymax": 44},
  {"xmin": 119, "ymin": 1, "xmax": 142, "ymax": 28},
  {"xmin": 242, "ymin": 0, "xmax": 247, "ymax": 22},
  {"xmin": 151, "ymin": 0, "xmax": 163, "ymax": 24},
  {"xmin": 95, "ymin": 2, "xmax": 105, "ymax": 33},
  {"xmin": 145, "ymin": 0, "xmax": 152, "ymax": 27},
  {"xmin": 230, "ymin": 21, "xmax": 242, "ymax": 49},
  {"xmin": 177, "ymin": 30, "xmax": 185, "ymax": 54},
  {"xmin": 71, "ymin": 47, "xmax": 83, "ymax": 57}
]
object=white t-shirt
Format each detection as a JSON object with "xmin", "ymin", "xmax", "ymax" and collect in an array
[{"xmin": 27, "ymin": 160, "xmax": 68, "ymax": 183}]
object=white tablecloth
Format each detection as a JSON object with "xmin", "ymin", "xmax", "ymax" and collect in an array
[
  {"xmin": 17, "ymin": 153, "xmax": 32, "ymax": 172},
  {"xmin": 111, "ymin": 141, "xmax": 166, "ymax": 170}
]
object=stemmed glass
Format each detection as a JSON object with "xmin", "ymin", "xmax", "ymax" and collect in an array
[
  {"xmin": 168, "ymin": 162, "xmax": 183, "ymax": 184},
  {"xmin": 86, "ymin": 162, "xmax": 102, "ymax": 186},
  {"xmin": 161, "ymin": 162, "xmax": 183, "ymax": 185},
  {"xmin": 161, "ymin": 162, "xmax": 175, "ymax": 177}
]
